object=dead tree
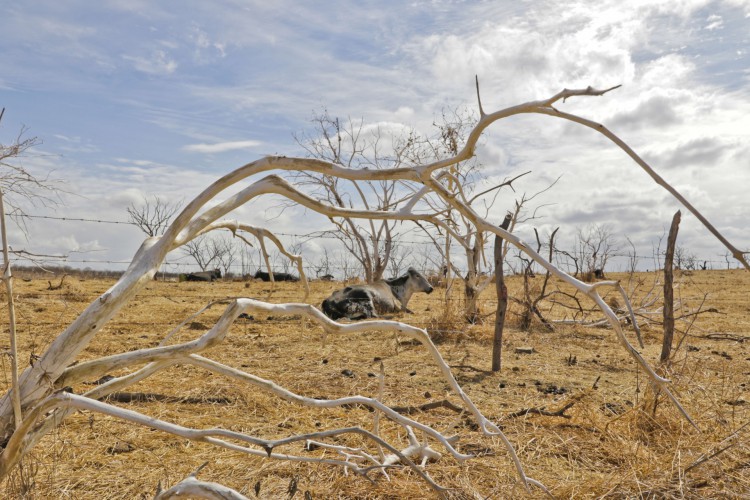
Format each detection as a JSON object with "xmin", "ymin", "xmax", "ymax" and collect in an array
[
  {"xmin": 127, "ymin": 195, "xmax": 181, "ymax": 237},
  {"xmin": 514, "ymin": 227, "xmax": 558, "ymax": 331},
  {"xmin": 292, "ymin": 112, "xmax": 404, "ymax": 282},
  {"xmin": 575, "ymin": 223, "xmax": 620, "ymax": 280},
  {"xmin": 0, "ymin": 109, "xmax": 62, "ymax": 229},
  {"xmin": 406, "ymin": 106, "xmax": 529, "ymax": 322},
  {"xmin": 0, "ymin": 84, "xmax": 747, "ymax": 497}
]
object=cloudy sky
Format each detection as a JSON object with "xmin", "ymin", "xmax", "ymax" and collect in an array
[{"xmin": 1, "ymin": 0, "xmax": 748, "ymax": 274}]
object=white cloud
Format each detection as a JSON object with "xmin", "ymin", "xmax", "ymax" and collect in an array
[
  {"xmin": 122, "ymin": 50, "xmax": 178, "ymax": 75},
  {"xmin": 607, "ymin": 92, "xmax": 683, "ymax": 130},
  {"xmin": 2, "ymin": 0, "xmax": 749, "ymax": 272},
  {"xmin": 189, "ymin": 24, "xmax": 227, "ymax": 61},
  {"xmin": 183, "ymin": 140, "xmax": 262, "ymax": 153},
  {"xmin": 393, "ymin": 106, "xmax": 415, "ymax": 121},
  {"xmin": 705, "ymin": 14, "xmax": 724, "ymax": 30}
]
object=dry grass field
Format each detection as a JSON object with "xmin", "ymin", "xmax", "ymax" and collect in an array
[{"xmin": 1, "ymin": 268, "xmax": 749, "ymax": 498}]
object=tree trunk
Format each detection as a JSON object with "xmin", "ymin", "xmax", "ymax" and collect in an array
[
  {"xmin": 660, "ymin": 210, "xmax": 681, "ymax": 363},
  {"xmin": 492, "ymin": 214, "xmax": 513, "ymax": 371}
]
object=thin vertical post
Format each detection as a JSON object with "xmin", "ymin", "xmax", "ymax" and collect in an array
[
  {"xmin": 0, "ymin": 188, "xmax": 23, "ymax": 427},
  {"xmin": 492, "ymin": 214, "xmax": 513, "ymax": 371}
]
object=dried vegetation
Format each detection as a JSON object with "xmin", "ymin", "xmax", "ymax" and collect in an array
[{"xmin": 1, "ymin": 268, "xmax": 748, "ymax": 498}]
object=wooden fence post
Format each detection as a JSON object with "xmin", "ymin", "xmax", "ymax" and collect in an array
[
  {"xmin": 492, "ymin": 214, "xmax": 513, "ymax": 371},
  {"xmin": 661, "ymin": 210, "xmax": 681, "ymax": 363}
]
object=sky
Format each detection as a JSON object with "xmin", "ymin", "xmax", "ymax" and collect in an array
[{"xmin": 1, "ymin": 0, "xmax": 749, "ymax": 275}]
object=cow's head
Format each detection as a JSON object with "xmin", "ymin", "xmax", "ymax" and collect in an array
[{"xmin": 407, "ymin": 267, "xmax": 433, "ymax": 294}]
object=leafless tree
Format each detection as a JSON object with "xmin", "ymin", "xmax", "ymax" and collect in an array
[
  {"xmin": 182, "ymin": 234, "xmax": 223, "ymax": 271},
  {"xmin": 513, "ymin": 228, "xmax": 557, "ymax": 331},
  {"xmin": 127, "ymin": 195, "xmax": 181, "ymax": 237},
  {"xmin": 625, "ymin": 236, "xmax": 639, "ymax": 276},
  {"xmin": 336, "ymin": 250, "xmax": 360, "ymax": 281},
  {"xmin": 292, "ymin": 111, "xmax": 408, "ymax": 282},
  {"xmin": 674, "ymin": 245, "xmax": 698, "ymax": 270},
  {"xmin": 411, "ymin": 107, "xmax": 524, "ymax": 322},
  {"xmin": 1, "ymin": 110, "xmax": 61, "ymax": 233},
  {"xmin": 311, "ymin": 247, "xmax": 333, "ymax": 279},
  {"xmin": 214, "ymin": 234, "xmax": 239, "ymax": 277},
  {"xmin": 575, "ymin": 223, "xmax": 620, "ymax": 280},
  {"xmin": 239, "ymin": 242, "xmax": 255, "ymax": 277},
  {"xmin": 722, "ymin": 251, "xmax": 733, "ymax": 270},
  {"xmin": 2, "ymin": 84, "xmax": 746, "ymax": 498},
  {"xmin": 387, "ymin": 242, "xmax": 411, "ymax": 278}
]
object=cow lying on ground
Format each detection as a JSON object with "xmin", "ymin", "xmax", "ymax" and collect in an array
[
  {"xmin": 321, "ymin": 267, "xmax": 433, "ymax": 320},
  {"xmin": 254, "ymin": 270, "xmax": 299, "ymax": 282},
  {"xmin": 179, "ymin": 269, "xmax": 221, "ymax": 282}
]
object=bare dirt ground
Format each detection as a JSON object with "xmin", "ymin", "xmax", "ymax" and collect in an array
[{"xmin": 2, "ymin": 269, "xmax": 749, "ymax": 498}]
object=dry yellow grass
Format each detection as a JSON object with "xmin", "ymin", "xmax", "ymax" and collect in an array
[{"xmin": 1, "ymin": 269, "xmax": 749, "ymax": 498}]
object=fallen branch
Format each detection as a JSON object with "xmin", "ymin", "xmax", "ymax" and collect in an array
[
  {"xmin": 5, "ymin": 83, "xmax": 741, "ymax": 497},
  {"xmin": 103, "ymin": 392, "xmax": 232, "ymax": 405},
  {"xmin": 701, "ymin": 333, "xmax": 749, "ymax": 343},
  {"xmin": 392, "ymin": 399, "xmax": 464, "ymax": 415},
  {"xmin": 682, "ymin": 420, "xmax": 750, "ymax": 475},
  {"xmin": 0, "ymin": 391, "xmax": 446, "ymax": 493},
  {"xmin": 46, "ymin": 273, "xmax": 68, "ymax": 291},
  {"xmin": 504, "ymin": 401, "xmax": 576, "ymax": 420}
]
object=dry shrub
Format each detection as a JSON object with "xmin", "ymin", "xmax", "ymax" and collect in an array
[
  {"xmin": 4, "ymin": 454, "xmax": 43, "ymax": 499},
  {"xmin": 425, "ymin": 298, "xmax": 464, "ymax": 344}
]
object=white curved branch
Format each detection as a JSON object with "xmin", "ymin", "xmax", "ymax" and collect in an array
[
  {"xmin": 535, "ymin": 106, "xmax": 749, "ymax": 270},
  {"xmin": 0, "ymin": 391, "xmax": 446, "ymax": 492},
  {"xmin": 429, "ymin": 181, "xmax": 697, "ymax": 428},
  {"xmin": 56, "ymin": 299, "xmax": 244, "ymax": 387},
  {"xmin": 3, "ymin": 84, "xmax": 733, "ymax": 496},
  {"xmin": 11, "ymin": 296, "xmax": 545, "ymax": 491},
  {"xmin": 34, "ymin": 298, "xmax": 546, "ymax": 492},
  {"xmin": 229, "ymin": 299, "xmax": 545, "ymax": 490}
]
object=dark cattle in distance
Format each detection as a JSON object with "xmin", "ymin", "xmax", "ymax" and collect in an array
[
  {"xmin": 321, "ymin": 267, "xmax": 433, "ymax": 321},
  {"xmin": 179, "ymin": 269, "xmax": 221, "ymax": 282},
  {"xmin": 254, "ymin": 270, "xmax": 299, "ymax": 282}
]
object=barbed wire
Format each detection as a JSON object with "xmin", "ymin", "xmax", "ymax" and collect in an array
[
  {"xmin": 9, "ymin": 255, "xmax": 741, "ymax": 273},
  {"xmin": 19, "ymin": 214, "xmax": 137, "ymax": 226},
  {"xmin": 16, "ymin": 213, "xmax": 440, "ymax": 245},
  {"xmin": 10, "ymin": 212, "xmax": 743, "ymax": 272}
]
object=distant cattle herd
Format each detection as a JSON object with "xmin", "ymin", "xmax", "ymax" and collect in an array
[
  {"xmin": 178, "ymin": 269, "xmax": 222, "ymax": 282},
  {"xmin": 177, "ymin": 269, "xmax": 302, "ymax": 282},
  {"xmin": 253, "ymin": 270, "xmax": 299, "ymax": 282}
]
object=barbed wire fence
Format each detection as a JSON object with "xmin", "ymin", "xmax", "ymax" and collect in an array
[
  {"xmin": 6, "ymin": 213, "xmax": 740, "ymax": 342},
  {"xmin": 8, "ymin": 213, "xmax": 744, "ymax": 277}
]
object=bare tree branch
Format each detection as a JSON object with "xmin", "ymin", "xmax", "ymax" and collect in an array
[{"xmin": 2, "ymin": 85, "xmax": 736, "ymax": 497}]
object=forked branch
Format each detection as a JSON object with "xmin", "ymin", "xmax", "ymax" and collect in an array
[{"xmin": 2, "ymin": 84, "xmax": 738, "ymax": 496}]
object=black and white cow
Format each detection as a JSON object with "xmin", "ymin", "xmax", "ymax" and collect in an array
[
  {"xmin": 180, "ymin": 269, "xmax": 221, "ymax": 282},
  {"xmin": 253, "ymin": 270, "xmax": 299, "ymax": 282},
  {"xmin": 321, "ymin": 267, "xmax": 433, "ymax": 320}
]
